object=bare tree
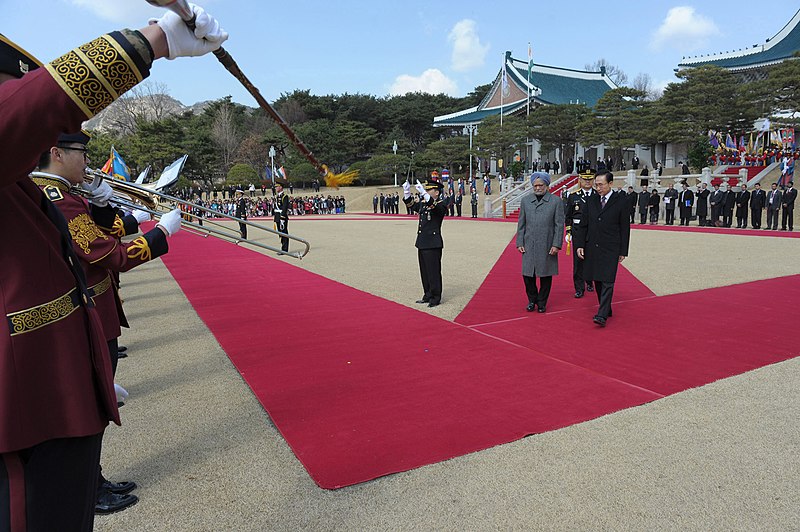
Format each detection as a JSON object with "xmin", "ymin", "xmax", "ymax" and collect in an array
[
  {"xmin": 632, "ymin": 73, "xmax": 661, "ymax": 101},
  {"xmin": 585, "ymin": 58, "xmax": 628, "ymax": 86},
  {"xmin": 211, "ymin": 101, "xmax": 241, "ymax": 172},
  {"xmin": 99, "ymin": 80, "xmax": 179, "ymax": 135}
]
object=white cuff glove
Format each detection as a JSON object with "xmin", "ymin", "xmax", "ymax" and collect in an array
[
  {"xmin": 157, "ymin": 208, "xmax": 182, "ymax": 236},
  {"xmin": 402, "ymin": 180, "xmax": 411, "ymax": 199},
  {"xmin": 82, "ymin": 176, "xmax": 114, "ymax": 207},
  {"xmin": 132, "ymin": 209, "xmax": 151, "ymax": 224},
  {"xmin": 149, "ymin": 2, "xmax": 229, "ymax": 60},
  {"xmin": 114, "ymin": 383, "xmax": 129, "ymax": 403}
]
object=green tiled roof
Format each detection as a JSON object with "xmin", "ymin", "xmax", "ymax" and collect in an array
[
  {"xmin": 433, "ymin": 102, "xmax": 527, "ymax": 126},
  {"xmin": 509, "ymin": 64, "xmax": 613, "ymax": 107},
  {"xmin": 678, "ymin": 9, "xmax": 800, "ymax": 70}
]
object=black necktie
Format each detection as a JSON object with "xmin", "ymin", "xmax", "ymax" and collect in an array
[{"xmin": 600, "ymin": 195, "xmax": 606, "ymax": 209}]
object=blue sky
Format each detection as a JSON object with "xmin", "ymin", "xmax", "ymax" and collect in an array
[{"xmin": 3, "ymin": 1, "xmax": 797, "ymax": 106}]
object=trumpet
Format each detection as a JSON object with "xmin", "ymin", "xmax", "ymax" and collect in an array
[{"xmin": 44, "ymin": 169, "xmax": 310, "ymax": 259}]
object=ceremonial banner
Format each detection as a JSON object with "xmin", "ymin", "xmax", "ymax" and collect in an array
[
  {"xmin": 725, "ymin": 133, "xmax": 736, "ymax": 150},
  {"xmin": 102, "ymin": 146, "xmax": 131, "ymax": 181},
  {"xmin": 781, "ymin": 128, "xmax": 795, "ymax": 150},
  {"xmin": 155, "ymin": 154, "xmax": 187, "ymax": 190}
]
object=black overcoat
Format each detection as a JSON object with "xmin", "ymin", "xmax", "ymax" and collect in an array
[{"xmin": 573, "ymin": 192, "xmax": 631, "ymax": 283}]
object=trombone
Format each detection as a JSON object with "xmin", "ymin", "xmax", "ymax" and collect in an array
[{"xmin": 50, "ymin": 169, "xmax": 309, "ymax": 259}]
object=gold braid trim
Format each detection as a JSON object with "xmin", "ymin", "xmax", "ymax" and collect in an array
[
  {"xmin": 44, "ymin": 34, "xmax": 142, "ymax": 118},
  {"xmin": 89, "ymin": 275, "xmax": 112, "ymax": 301},
  {"xmin": 68, "ymin": 213, "xmax": 109, "ymax": 255},
  {"xmin": 127, "ymin": 236, "xmax": 152, "ymax": 261},
  {"xmin": 111, "ymin": 216, "xmax": 126, "ymax": 237},
  {"xmin": 7, "ymin": 288, "xmax": 81, "ymax": 337}
]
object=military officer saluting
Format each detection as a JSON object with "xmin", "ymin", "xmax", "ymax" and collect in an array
[
  {"xmin": 273, "ymin": 177, "xmax": 290, "ymax": 252},
  {"xmin": 565, "ymin": 171, "xmax": 596, "ymax": 298},
  {"xmin": 403, "ymin": 173, "xmax": 452, "ymax": 307}
]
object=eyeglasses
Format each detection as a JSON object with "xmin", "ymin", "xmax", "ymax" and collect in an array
[{"xmin": 59, "ymin": 146, "xmax": 90, "ymax": 159}]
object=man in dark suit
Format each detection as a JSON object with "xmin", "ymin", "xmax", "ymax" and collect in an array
[
  {"xmin": 403, "ymin": 177, "xmax": 452, "ymax": 307},
  {"xmin": 723, "ymin": 184, "xmax": 736, "ymax": 227},
  {"xmin": 235, "ymin": 189, "xmax": 248, "ymax": 239},
  {"xmin": 626, "ymin": 186, "xmax": 637, "ymax": 224},
  {"xmin": 574, "ymin": 172, "xmax": 631, "ymax": 327},
  {"xmin": 565, "ymin": 173, "xmax": 595, "ymax": 298},
  {"xmin": 663, "ymin": 183, "xmax": 678, "ymax": 225},
  {"xmin": 637, "ymin": 185, "xmax": 650, "ymax": 224},
  {"xmin": 678, "ymin": 182, "xmax": 694, "ymax": 225},
  {"xmin": 781, "ymin": 181, "xmax": 796, "ymax": 231},
  {"xmin": 735, "ymin": 184, "xmax": 750, "ymax": 228},
  {"xmin": 766, "ymin": 182, "xmax": 782, "ymax": 230},
  {"xmin": 696, "ymin": 183, "xmax": 710, "ymax": 226},
  {"xmin": 709, "ymin": 183, "xmax": 724, "ymax": 226},
  {"xmin": 750, "ymin": 182, "xmax": 765, "ymax": 229}
]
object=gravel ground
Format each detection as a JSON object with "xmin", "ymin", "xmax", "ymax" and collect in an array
[{"xmin": 95, "ymin": 216, "xmax": 799, "ymax": 531}]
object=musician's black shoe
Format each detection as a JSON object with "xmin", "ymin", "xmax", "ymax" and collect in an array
[
  {"xmin": 95, "ymin": 492, "xmax": 138, "ymax": 515},
  {"xmin": 592, "ymin": 315, "xmax": 606, "ymax": 327},
  {"xmin": 101, "ymin": 479, "xmax": 137, "ymax": 496},
  {"xmin": 586, "ymin": 285, "xmax": 594, "ymax": 292},
  {"xmin": 526, "ymin": 303, "xmax": 536, "ymax": 312},
  {"xmin": 574, "ymin": 291, "xmax": 584, "ymax": 298}
]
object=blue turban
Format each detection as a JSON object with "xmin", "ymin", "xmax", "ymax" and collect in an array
[{"xmin": 530, "ymin": 172, "xmax": 551, "ymax": 186}]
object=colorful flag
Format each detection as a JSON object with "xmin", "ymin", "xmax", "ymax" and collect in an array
[
  {"xmin": 747, "ymin": 132, "xmax": 754, "ymax": 154},
  {"xmin": 102, "ymin": 146, "xmax": 131, "ymax": 181},
  {"xmin": 771, "ymin": 130, "xmax": 783, "ymax": 149},
  {"xmin": 781, "ymin": 128, "xmax": 795, "ymax": 149},
  {"xmin": 725, "ymin": 133, "xmax": 736, "ymax": 150},
  {"xmin": 738, "ymin": 135, "xmax": 746, "ymax": 152},
  {"xmin": 264, "ymin": 166, "xmax": 272, "ymax": 180},
  {"xmin": 708, "ymin": 130, "xmax": 719, "ymax": 149}
]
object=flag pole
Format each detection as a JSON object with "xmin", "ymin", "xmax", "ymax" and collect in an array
[
  {"xmin": 527, "ymin": 42, "xmax": 531, "ymax": 117},
  {"xmin": 500, "ymin": 52, "xmax": 505, "ymax": 127}
]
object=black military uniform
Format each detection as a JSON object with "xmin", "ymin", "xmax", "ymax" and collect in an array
[
  {"xmin": 235, "ymin": 190, "xmax": 248, "ymax": 239},
  {"xmin": 404, "ymin": 179, "xmax": 452, "ymax": 307},
  {"xmin": 273, "ymin": 178, "xmax": 290, "ymax": 252},
  {"xmin": 565, "ymin": 175, "xmax": 596, "ymax": 298}
]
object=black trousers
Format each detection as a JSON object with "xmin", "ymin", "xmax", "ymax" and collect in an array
[
  {"xmin": 782, "ymin": 207, "xmax": 794, "ymax": 230},
  {"xmin": 593, "ymin": 280, "xmax": 615, "ymax": 319},
  {"xmin": 276, "ymin": 218, "xmax": 289, "ymax": 251},
  {"xmin": 1, "ymin": 434, "xmax": 102, "ymax": 532},
  {"xmin": 471, "ymin": 204, "xmax": 477, "ymax": 218},
  {"xmin": 629, "ymin": 211, "xmax": 635, "ymax": 224},
  {"xmin": 523, "ymin": 275, "xmax": 552, "ymax": 306},
  {"xmin": 736, "ymin": 209, "xmax": 748, "ymax": 228},
  {"xmin": 639, "ymin": 210, "xmax": 647, "ymax": 224},
  {"xmin": 665, "ymin": 208, "xmax": 675, "ymax": 225},
  {"xmin": 751, "ymin": 208, "xmax": 762, "ymax": 228},
  {"xmin": 455, "ymin": 203, "xmax": 462, "ymax": 217},
  {"xmin": 679, "ymin": 206, "xmax": 691, "ymax": 225},
  {"xmin": 572, "ymin": 253, "xmax": 586, "ymax": 292},
  {"xmin": 238, "ymin": 221, "xmax": 247, "ymax": 239},
  {"xmin": 723, "ymin": 209, "xmax": 734, "ymax": 227},
  {"xmin": 698, "ymin": 214, "xmax": 707, "ymax": 226},
  {"xmin": 418, "ymin": 248, "xmax": 443, "ymax": 303}
]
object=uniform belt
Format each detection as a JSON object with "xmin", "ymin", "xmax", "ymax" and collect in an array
[
  {"xmin": 88, "ymin": 275, "xmax": 112, "ymax": 301},
  {"xmin": 7, "ymin": 287, "xmax": 83, "ymax": 337}
]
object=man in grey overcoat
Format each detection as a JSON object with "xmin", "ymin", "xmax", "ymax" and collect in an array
[{"xmin": 515, "ymin": 172, "xmax": 565, "ymax": 313}]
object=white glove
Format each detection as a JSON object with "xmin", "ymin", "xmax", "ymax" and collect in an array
[
  {"xmin": 415, "ymin": 181, "xmax": 431, "ymax": 202},
  {"xmin": 132, "ymin": 209, "xmax": 151, "ymax": 224},
  {"xmin": 157, "ymin": 208, "xmax": 182, "ymax": 236},
  {"xmin": 114, "ymin": 383, "xmax": 129, "ymax": 403},
  {"xmin": 402, "ymin": 180, "xmax": 411, "ymax": 198},
  {"xmin": 149, "ymin": 3, "xmax": 229, "ymax": 60},
  {"xmin": 82, "ymin": 175, "xmax": 113, "ymax": 207}
]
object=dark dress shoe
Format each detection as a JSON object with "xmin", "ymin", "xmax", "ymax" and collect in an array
[
  {"xmin": 117, "ymin": 345, "xmax": 127, "ymax": 352},
  {"xmin": 95, "ymin": 491, "xmax": 138, "ymax": 515},
  {"xmin": 574, "ymin": 291, "xmax": 584, "ymax": 298},
  {"xmin": 537, "ymin": 306, "xmax": 546, "ymax": 313},
  {"xmin": 526, "ymin": 303, "xmax": 536, "ymax": 312},
  {"xmin": 415, "ymin": 298, "xmax": 430, "ymax": 304},
  {"xmin": 102, "ymin": 479, "xmax": 137, "ymax": 495},
  {"xmin": 117, "ymin": 351, "xmax": 127, "ymax": 359},
  {"xmin": 586, "ymin": 285, "xmax": 594, "ymax": 292},
  {"xmin": 592, "ymin": 315, "xmax": 606, "ymax": 327},
  {"xmin": 427, "ymin": 300, "xmax": 440, "ymax": 308}
]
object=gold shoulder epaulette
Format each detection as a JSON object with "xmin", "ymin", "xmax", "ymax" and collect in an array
[{"xmin": 43, "ymin": 185, "xmax": 64, "ymax": 202}]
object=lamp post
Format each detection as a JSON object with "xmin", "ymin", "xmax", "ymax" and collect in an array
[
  {"xmin": 392, "ymin": 140, "xmax": 398, "ymax": 187},
  {"xmin": 463, "ymin": 124, "xmax": 478, "ymax": 183},
  {"xmin": 268, "ymin": 145, "xmax": 276, "ymax": 181}
]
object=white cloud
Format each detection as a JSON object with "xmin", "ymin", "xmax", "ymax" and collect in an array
[
  {"xmin": 448, "ymin": 19, "xmax": 489, "ymax": 72},
  {"xmin": 650, "ymin": 6, "xmax": 721, "ymax": 52},
  {"xmin": 67, "ymin": 0, "xmax": 164, "ymax": 23},
  {"xmin": 389, "ymin": 69, "xmax": 458, "ymax": 96}
]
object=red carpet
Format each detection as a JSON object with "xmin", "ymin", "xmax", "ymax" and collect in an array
[
  {"xmin": 159, "ymin": 228, "xmax": 799, "ymax": 489},
  {"xmin": 455, "ymin": 240, "xmax": 655, "ymax": 326}
]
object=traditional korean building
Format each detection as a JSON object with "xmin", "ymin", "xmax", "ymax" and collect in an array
[
  {"xmin": 677, "ymin": 8, "xmax": 800, "ymax": 82},
  {"xmin": 433, "ymin": 51, "xmax": 617, "ymax": 174}
]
